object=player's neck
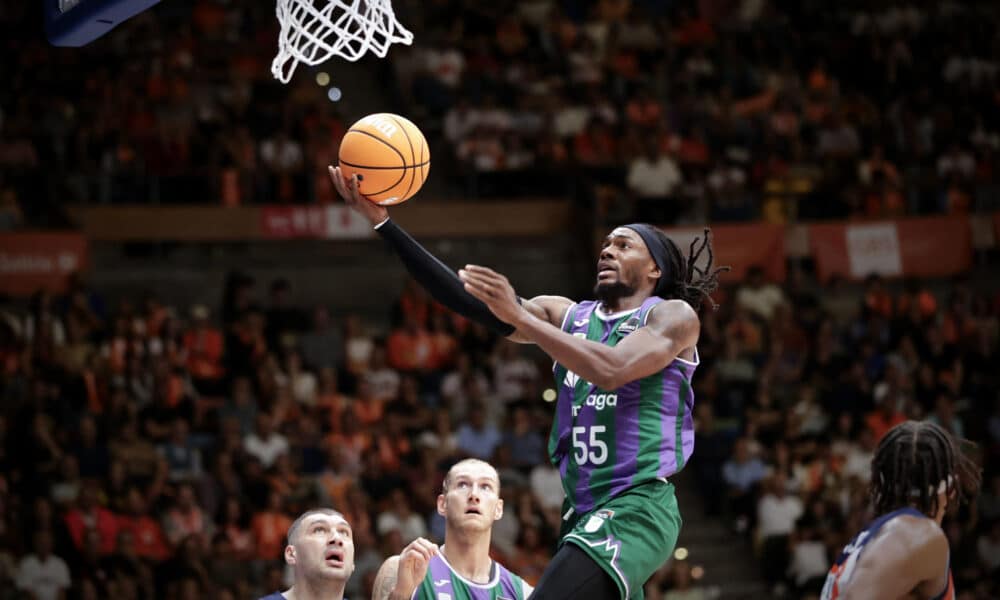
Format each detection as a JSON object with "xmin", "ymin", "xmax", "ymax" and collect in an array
[
  {"xmin": 284, "ymin": 577, "xmax": 345, "ymax": 600},
  {"xmin": 441, "ymin": 529, "xmax": 493, "ymax": 583},
  {"xmin": 598, "ymin": 294, "xmax": 648, "ymax": 314}
]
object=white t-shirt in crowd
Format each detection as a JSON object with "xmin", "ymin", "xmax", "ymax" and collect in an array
[
  {"xmin": 757, "ymin": 493, "xmax": 804, "ymax": 538},
  {"xmin": 17, "ymin": 554, "xmax": 71, "ymax": 600},
  {"xmin": 243, "ymin": 433, "xmax": 290, "ymax": 468}
]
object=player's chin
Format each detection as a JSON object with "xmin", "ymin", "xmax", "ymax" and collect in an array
[{"xmin": 319, "ymin": 562, "xmax": 351, "ymax": 579}]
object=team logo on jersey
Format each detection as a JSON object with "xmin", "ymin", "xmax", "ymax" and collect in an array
[
  {"xmin": 617, "ymin": 316, "xmax": 641, "ymax": 335},
  {"xmin": 573, "ymin": 319, "xmax": 589, "ymax": 328},
  {"xmin": 584, "ymin": 509, "xmax": 615, "ymax": 533},
  {"xmin": 433, "ymin": 579, "xmax": 449, "ymax": 587}
]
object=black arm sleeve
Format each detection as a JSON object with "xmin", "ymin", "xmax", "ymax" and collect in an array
[{"xmin": 375, "ymin": 219, "xmax": 517, "ymax": 336}]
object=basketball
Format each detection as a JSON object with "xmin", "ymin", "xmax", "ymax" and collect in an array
[{"xmin": 338, "ymin": 113, "xmax": 430, "ymax": 206}]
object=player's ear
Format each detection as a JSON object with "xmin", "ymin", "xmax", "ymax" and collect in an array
[
  {"xmin": 437, "ymin": 494, "xmax": 446, "ymax": 517},
  {"xmin": 284, "ymin": 544, "xmax": 296, "ymax": 565},
  {"xmin": 494, "ymin": 498, "xmax": 503, "ymax": 522},
  {"xmin": 648, "ymin": 262, "xmax": 661, "ymax": 284}
]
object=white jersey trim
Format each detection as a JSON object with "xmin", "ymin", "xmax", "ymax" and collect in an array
[
  {"xmin": 436, "ymin": 548, "xmax": 500, "ymax": 589},
  {"xmin": 593, "ymin": 303, "xmax": 640, "ymax": 321}
]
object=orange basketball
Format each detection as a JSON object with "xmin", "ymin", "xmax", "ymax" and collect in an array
[{"xmin": 338, "ymin": 113, "xmax": 430, "ymax": 206}]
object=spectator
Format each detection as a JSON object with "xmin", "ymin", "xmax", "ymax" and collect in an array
[
  {"xmin": 162, "ymin": 483, "xmax": 215, "ymax": 548},
  {"xmin": 158, "ymin": 418, "xmax": 203, "ymax": 482},
  {"xmin": 626, "ymin": 141, "xmax": 683, "ymax": 222},
  {"xmin": 183, "ymin": 304, "xmax": 224, "ymax": 394},
  {"xmin": 456, "ymin": 403, "xmax": 502, "ymax": 460},
  {"xmin": 15, "ymin": 530, "xmax": 71, "ymax": 600},
  {"xmin": 757, "ymin": 476, "xmax": 804, "ymax": 590},
  {"xmin": 250, "ymin": 491, "xmax": 293, "ymax": 562},
  {"xmin": 298, "ymin": 306, "xmax": 342, "ymax": 371},
  {"xmin": 64, "ymin": 480, "xmax": 119, "ymax": 556},
  {"xmin": 735, "ymin": 266, "xmax": 787, "ymax": 322},
  {"xmin": 723, "ymin": 437, "xmax": 767, "ymax": 531},
  {"xmin": 117, "ymin": 487, "xmax": 169, "ymax": 562},
  {"xmin": 243, "ymin": 413, "xmax": 289, "ymax": 469}
]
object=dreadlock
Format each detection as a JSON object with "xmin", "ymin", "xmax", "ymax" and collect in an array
[
  {"xmin": 870, "ymin": 421, "xmax": 981, "ymax": 518},
  {"xmin": 660, "ymin": 228, "xmax": 730, "ymax": 311}
]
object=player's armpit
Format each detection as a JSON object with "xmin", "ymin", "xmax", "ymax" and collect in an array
[
  {"xmin": 840, "ymin": 517, "xmax": 949, "ymax": 600},
  {"xmin": 372, "ymin": 555, "xmax": 401, "ymax": 600},
  {"xmin": 508, "ymin": 295, "xmax": 573, "ymax": 344}
]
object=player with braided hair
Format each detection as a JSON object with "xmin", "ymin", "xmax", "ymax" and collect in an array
[
  {"xmin": 821, "ymin": 421, "xmax": 981, "ymax": 599},
  {"xmin": 333, "ymin": 168, "xmax": 728, "ymax": 599}
]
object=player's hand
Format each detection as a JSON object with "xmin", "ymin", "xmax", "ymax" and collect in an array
[
  {"xmin": 458, "ymin": 265, "xmax": 527, "ymax": 325},
  {"xmin": 328, "ymin": 165, "xmax": 388, "ymax": 226},
  {"xmin": 392, "ymin": 537, "xmax": 438, "ymax": 598}
]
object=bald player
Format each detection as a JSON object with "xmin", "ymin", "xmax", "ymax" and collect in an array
[
  {"xmin": 372, "ymin": 458, "xmax": 532, "ymax": 600},
  {"xmin": 258, "ymin": 508, "xmax": 355, "ymax": 600}
]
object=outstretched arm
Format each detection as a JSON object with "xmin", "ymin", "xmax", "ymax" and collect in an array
[
  {"xmin": 329, "ymin": 166, "xmax": 521, "ymax": 337},
  {"xmin": 459, "ymin": 265, "xmax": 699, "ymax": 389}
]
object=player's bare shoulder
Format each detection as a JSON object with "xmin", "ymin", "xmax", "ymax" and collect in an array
[
  {"xmin": 645, "ymin": 299, "xmax": 700, "ymax": 345},
  {"xmin": 878, "ymin": 514, "xmax": 949, "ymax": 562},
  {"xmin": 372, "ymin": 555, "xmax": 401, "ymax": 600}
]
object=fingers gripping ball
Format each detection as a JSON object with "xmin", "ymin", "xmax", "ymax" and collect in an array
[{"xmin": 338, "ymin": 113, "xmax": 430, "ymax": 206}]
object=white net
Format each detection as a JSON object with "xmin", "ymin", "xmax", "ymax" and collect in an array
[{"xmin": 271, "ymin": 0, "xmax": 413, "ymax": 83}]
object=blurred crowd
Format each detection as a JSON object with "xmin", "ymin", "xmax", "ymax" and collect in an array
[
  {"xmin": 1, "ymin": 265, "xmax": 998, "ymax": 599},
  {"xmin": 0, "ymin": 272, "xmax": 566, "ymax": 599},
  {"xmin": 2, "ymin": 1, "xmax": 999, "ymax": 227},
  {"xmin": 688, "ymin": 269, "xmax": 1000, "ymax": 599},
  {"xmin": 0, "ymin": 1, "xmax": 348, "ymax": 223},
  {"xmin": 393, "ymin": 0, "xmax": 1000, "ymax": 223}
]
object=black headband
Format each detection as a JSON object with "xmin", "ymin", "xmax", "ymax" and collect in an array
[{"xmin": 623, "ymin": 223, "xmax": 672, "ymax": 296}]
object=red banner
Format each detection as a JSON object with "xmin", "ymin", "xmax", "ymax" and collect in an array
[
  {"xmin": 261, "ymin": 205, "xmax": 374, "ymax": 240},
  {"xmin": 0, "ymin": 233, "xmax": 88, "ymax": 295},
  {"xmin": 810, "ymin": 216, "xmax": 972, "ymax": 281},
  {"xmin": 659, "ymin": 223, "xmax": 786, "ymax": 282}
]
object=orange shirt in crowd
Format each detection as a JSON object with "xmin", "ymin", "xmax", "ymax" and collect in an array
[
  {"xmin": 65, "ymin": 507, "xmax": 120, "ymax": 555},
  {"xmin": 352, "ymin": 397, "xmax": 383, "ymax": 428},
  {"xmin": 117, "ymin": 514, "xmax": 170, "ymax": 561},
  {"xmin": 386, "ymin": 327, "xmax": 434, "ymax": 371},
  {"xmin": 316, "ymin": 391, "xmax": 350, "ymax": 435},
  {"xmin": 224, "ymin": 523, "xmax": 255, "ymax": 560},
  {"xmin": 183, "ymin": 327, "xmax": 224, "ymax": 380},
  {"xmin": 251, "ymin": 511, "xmax": 293, "ymax": 561},
  {"xmin": 866, "ymin": 410, "xmax": 908, "ymax": 443}
]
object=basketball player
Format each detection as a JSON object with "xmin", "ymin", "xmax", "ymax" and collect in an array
[
  {"xmin": 821, "ymin": 421, "xmax": 981, "ymax": 599},
  {"xmin": 258, "ymin": 508, "xmax": 355, "ymax": 600},
  {"xmin": 370, "ymin": 458, "xmax": 532, "ymax": 600},
  {"xmin": 331, "ymin": 167, "xmax": 726, "ymax": 599}
]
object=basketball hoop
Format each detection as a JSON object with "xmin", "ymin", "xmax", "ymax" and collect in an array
[{"xmin": 271, "ymin": 0, "xmax": 413, "ymax": 83}]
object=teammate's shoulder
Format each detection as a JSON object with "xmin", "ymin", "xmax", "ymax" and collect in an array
[{"xmin": 378, "ymin": 554, "xmax": 402, "ymax": 569}]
